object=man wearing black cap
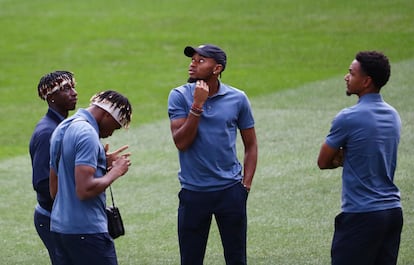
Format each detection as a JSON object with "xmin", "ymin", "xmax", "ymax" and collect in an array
[{"xmin": 168, "ymin": 44, "xmax": 258, "ymax": 265}]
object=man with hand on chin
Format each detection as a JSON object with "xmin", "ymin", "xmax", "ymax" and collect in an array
[{"xmin": 168, "ymin": 44, "xmax": 258, "ymax": 265}]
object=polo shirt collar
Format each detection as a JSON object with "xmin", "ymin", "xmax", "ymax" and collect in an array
[
  {"xmin": 214, "ymin": 81, "xmax": 228, "ymax": 97},
  {"xmin": 47, "ymin": 107, "xmax": 65, "ymax": 123},
  {"xmin": 76, "ymin": 108, "xmax": 100, "ymax": 135},
  {"xmin": 358, "ymin": 93, "xmax": 383, "ymax": 103}
]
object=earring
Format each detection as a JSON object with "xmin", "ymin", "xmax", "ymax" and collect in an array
[{"xmin": 51, "ymin": 99, "xmax": 55, "ymax": 103}]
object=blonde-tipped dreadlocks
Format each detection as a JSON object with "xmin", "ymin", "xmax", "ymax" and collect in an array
[
  {"xmin": 37, "ymin": 71, "xmax": 75, "ymax": 100},
  {"xmin": 90, "ymin": 90, "xmax": 132, "ymax": 128}
]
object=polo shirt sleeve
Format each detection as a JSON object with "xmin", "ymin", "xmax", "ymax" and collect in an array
[
  {"xmin": 168, "ymin": 88, "xmax": 188, "ymax": 120},
  {"xmin": 326, "ymin": 110, "xmax": 348, "ymax": 149},
  {"xmin": 237, "ymin": 92, "xmax": 255, "ymax": 130},
  {"xmin": 74, "ymin": 126, "xmax": 100, "ymax": 169}
]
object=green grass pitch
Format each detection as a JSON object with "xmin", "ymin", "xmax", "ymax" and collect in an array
[{"xmin": 0, "ymin": 0, "xmax": 413, "ymax": 264}]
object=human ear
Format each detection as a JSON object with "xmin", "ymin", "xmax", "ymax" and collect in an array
[
  {"xmin": 363, "ymin": 75, "xmax": 373, "ymax": 88},
  {"xmin": 214, "ymin": 64, "xmax": 223, "ymax": 75}
]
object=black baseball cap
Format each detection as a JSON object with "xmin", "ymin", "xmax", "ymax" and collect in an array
[{"xmin": 184, "ymin": 44, "xmax": 227, "ymax": 71}]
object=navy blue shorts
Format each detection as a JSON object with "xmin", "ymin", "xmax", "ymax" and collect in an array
[
  {"xmin": 53, "ymin": 232, "xmax": 117, "ymax": 265},
  {"xmin": 331, "ymin": 207, "xmax": 403, "ymax": 265}
]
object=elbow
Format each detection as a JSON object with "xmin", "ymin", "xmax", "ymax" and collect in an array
[
  {"xmin": 174, "ymin": 142, "xmax": 184, "ymax": 151},
  {"xmin": 176, "ymin": 145, "xmax": 187, "ymax": 152},
  {"xmin": 174, "ymin": 140, "xmax": 189, "ymax": 152},
  {"xmin": 318, "ymin": 164, "xmax": 327, "ymax": 170},
  {"xmin": 317, "ymin": 159, "xmax": 329, "ymax": 169}
]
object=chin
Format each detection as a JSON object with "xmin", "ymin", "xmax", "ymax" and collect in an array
[{"xmin": 187, "ymin": 77, "xmax": 197, "ymax": 83}]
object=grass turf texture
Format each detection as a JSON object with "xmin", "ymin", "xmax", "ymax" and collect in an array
[
  {"xmin": 1, "ymin": 59, "xmax": 413, "ymax": 264},
  {"xmin": 0, "ymin": 0, "xmax": 413, "ymax": 159},
  {"xmin": 0, "ymin": 0, "xmax": 413, "ymax": 264}
]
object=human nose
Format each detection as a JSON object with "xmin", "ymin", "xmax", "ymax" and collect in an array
[{"xmin": 71, "ymin": 87, "xmax": 78, "ymax": 96}]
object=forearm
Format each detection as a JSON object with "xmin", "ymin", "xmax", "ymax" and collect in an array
[
  {"xmin": 75, "ymin": 167, "xmax": 124, "ymax": 200},
  {"xmin": 49, "ymin": 169, "xmax": 58, "ymax": 199},
  {"xmin": 240, "ymin": 128, "xmax": 258, "ymax": 190},
  {"xmin": 76, "ymin": 176, "xmax": 112, "ymax": 200},
  {"xmin": 242, "ymin": 149, "xmax": 258, "ymax": 190},
  {"xmin": 171, "ymin": 114, "xmax": 200, "ymax": 151},
  {"xmin": 317, "ymin": 142, "xmax": 343, "ymax": 169}
]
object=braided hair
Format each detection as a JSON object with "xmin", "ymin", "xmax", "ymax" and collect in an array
[
  {"xmin": 90, "ymin": 90, "xmax": 132, "ymax": 128},
  {"xmin": 37, "ymin": 70, "xmax": 75, "ymax": 100}
]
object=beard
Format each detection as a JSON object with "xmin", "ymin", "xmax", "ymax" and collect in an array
[{"xmin": 187, "ymin": 77, "xmax": 197, "ymax": 83}]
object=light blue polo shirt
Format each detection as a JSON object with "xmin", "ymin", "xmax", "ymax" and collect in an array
[
  {"xmin": 50, "ymin": 109, "xmax": 107, "ymax": 234},
  {"xmin": 168, "ymin": 82, "xmax": 255, "ymax": 192},
  {"xmin": 326, "ymin": 93, "xmax": 401, "ymax": 213}
]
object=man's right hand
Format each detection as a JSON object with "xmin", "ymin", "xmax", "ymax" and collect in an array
[{"xmin": 193, "ymin": 80, "xmax": 209, "ymax": 108}]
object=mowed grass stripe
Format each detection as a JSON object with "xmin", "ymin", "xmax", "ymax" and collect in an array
[{"xmin": 1, "ymin": 59, "xmax": 413, "ymax": 264}]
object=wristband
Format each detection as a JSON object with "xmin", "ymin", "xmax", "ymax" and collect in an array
[
  {"xmin": 191, "ymin": 104, "xmax": 203, "ymax": 115},
  {"xmin": 189, "ymin": 109, "xmax": 201, "ymax": 117}
]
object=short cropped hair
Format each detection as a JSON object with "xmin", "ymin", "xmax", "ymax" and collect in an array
[{"xmin": 356, "ymin": 51, "xmax": 391, "ymax": 90}]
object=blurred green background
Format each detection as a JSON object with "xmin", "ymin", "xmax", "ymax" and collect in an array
[{"xmin": 1, "ymin": 0, "xmax": 413, "ymax": 159}]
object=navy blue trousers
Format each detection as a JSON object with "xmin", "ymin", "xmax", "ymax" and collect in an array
[
  {"xmin": 53, "ymin": 232, "xmax": 117, "ymax": 265},
  {"xmin": 178, "ymin": 182, "xmax": 249, "ymax": 265},
  {"xmin": 34, "ymin": 210, "xmax": 59, "ymax": 265},
  {"xmin": 331, "ymin": 207, "xmax": 403, "ymax": 265}
]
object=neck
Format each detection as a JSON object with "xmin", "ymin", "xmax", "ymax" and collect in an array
[
  {"xmin": 87, "ymin": 105, "xmax": 104, "ymax": 123},
  {"xmin": 50, "ymin": 105, "xmax": 69, "ymax": 118},
  {"xmin": 357, "ymin": 86, "xmax": 379, "ymax": 98},
  {"xmin": 207, "ymin": 79, "xmax": 220, "ymax": 96}
]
